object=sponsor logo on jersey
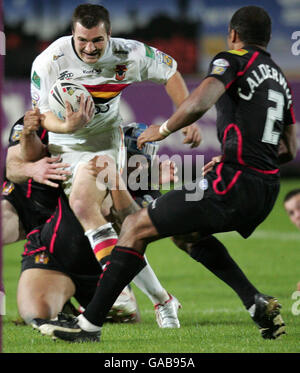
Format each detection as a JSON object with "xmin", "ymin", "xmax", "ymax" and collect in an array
[
  {"xmin": 115, "ymin": 64, "xmax": 127, "ymax": 81},
  {"xmin": 53, "ymin": 53, "xmax": 64, "ymax": 61},
  {"xmin": 141, "ymin": 194, "xmax": 155, "ymax": 207},
  {"xmin": 31, "ymin": 71, "xmax": 41, "ymax": 89},
  {"xmin": 2, "ymin": 181, "xmax": 15, "ymax": 196},
  {"xmin": 82, "ymin": 68, "xmax": 102, "ymax": 74},
  {"xmin": 156, "ymin": 51, "xmax": 174, "ymax": 68},
  {"xmin": 211, "ymin": 66, "xmax": 227, "ymax": 75},
  {"xmin": 34, "ymin": 252, "xmax": 49, "ymax": 264},
  {"xmin": 59, "ymin": 70, "xmax": 74, "ymax": 80},
  {"xmin": 211, "ymin": 58, "xmax": 230, "ymax": 75},
  {"xmin": 95, "ymin": 104, "xmax": 110, "ymax": 114},
  {"xmin": 198, "ymin": 178, "xmax": 208, "ymax": 191},
  {"xmin": 227, "ymin": 48, "xmax": 248, "ymax": 56},
  {"xmin": 144, "ymin": 44, "xmax": 155, "ymax": 59},
  {"xmin": 32, "ymin": 92, "xmax": 40, "ymax": 108},
  {"xmin": 11, "ymin": 124, "xmax": 24, "ymax": 142},
  {"xmin": 113, "ymin": 49, "xmax": 129, "ymax": 56}
]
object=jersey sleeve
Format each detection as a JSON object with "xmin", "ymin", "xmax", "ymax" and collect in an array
[
  {"xmin": 7, "ymin": 117, "xmax": 24, "ymax": 147},
  {"xmin": 135, "ymin": 41, "xmax": 177, "ymax": 84},
  {"xmin": 30, "ymin": 54, "xmax": 58, "ymax": 114},
  {"xmin": 205, "ymin": 51, "xmax": 241, "ymax": 88}
]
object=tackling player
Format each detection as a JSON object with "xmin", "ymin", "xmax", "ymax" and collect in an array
[
  {"xmin": 39, "ymin": 6, "xmax": 297, "ymax": 343},
  {"xmin": 2, "ymin": 110, "xmax": 70, "ymax": 245},
  {"xmin": 29, "ymin": 3, "xmax": 201, "ymax": 281}
]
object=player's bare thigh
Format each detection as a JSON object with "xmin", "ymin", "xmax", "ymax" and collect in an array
[
  {"xmin": 1, "ymin": 200, "xmax": 25, "ymax": 245},
  {"xmin": 17, "ymin": 268, "xmax": 76, "ymax": 324},
  {"xmin": 118, "ymin": 208, "xmax": 159, "ymax": 251},
  {"xmin": 69, "ymin": 163, "xmax": 107, "ymax": 228}
]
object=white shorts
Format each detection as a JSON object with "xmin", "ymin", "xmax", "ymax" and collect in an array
[{"xmin": 48, "ymin": 126, "xmax": 125, "ymax": 196}]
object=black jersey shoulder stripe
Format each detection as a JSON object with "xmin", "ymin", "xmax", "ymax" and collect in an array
[{"xmin": 225, "ymin": 51, "xmax": 260, "ymax": 90}]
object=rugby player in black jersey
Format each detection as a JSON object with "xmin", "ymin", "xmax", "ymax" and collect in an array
[
  {"xmin": 39, "ymin": 5, "xmax": 297, "ymax": 342},
  {"xmin": 2, "ymin": 110, "xmax": 70, "ymax": 245},
  {"xmin": 3, "ymin": 113, "xmax": 184, "ymax": 327}
]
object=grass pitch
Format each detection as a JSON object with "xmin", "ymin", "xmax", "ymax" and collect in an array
[{"xmin": 1, "ymin": 179, "xmax": 300, "ymax": 354}]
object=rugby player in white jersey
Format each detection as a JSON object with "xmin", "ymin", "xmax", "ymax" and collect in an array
[{"xmin": 29, "ymin": 4, "xmax": 201, "ymax": 283}]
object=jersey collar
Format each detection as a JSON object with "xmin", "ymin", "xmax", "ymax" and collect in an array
[{"xmin": 244, "ymin": 44, "xmax": 271, "ymax": 57}]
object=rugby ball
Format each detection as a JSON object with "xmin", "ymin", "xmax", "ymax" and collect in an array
[{"xmin": 48, "ymin": 79, "xmax": 95, "ymax": 121}]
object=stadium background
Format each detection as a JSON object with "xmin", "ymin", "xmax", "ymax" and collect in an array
[
  {"xmin": 0, "ymin": 0, "xmax": 300, "ymax": 354},
  {"xmin": 1, "ymin": 0, "xmax": 300, "ymax": 175}
]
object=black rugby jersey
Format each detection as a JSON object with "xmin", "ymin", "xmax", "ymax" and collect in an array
[
  {"xmin": 206, "ymin": 46, "xmax": 296, "ymax": 175},
  {"xmin": 5, "ymin": 117, "xmax": 61, "ymax": 212}
]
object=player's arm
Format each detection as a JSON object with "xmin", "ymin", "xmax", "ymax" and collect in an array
[
  {"xmin": 278, "ymin": 124, "xmax": 297, "ymax": 164},
  {"xmin": 165, "ymin": 71, "xmax": 202, "ymax": 148},
  {"xmin": 20, "ymin": 108, "xmax": 47, "ymax": 161},
  {"xmin": 6, "ymin": 145, "xmax": 71, "ymax": 187},
  {"xmin": 138, "ymin": 77, "xmax": 225, "ymax": 148},
  {"xmin": 41, "ymin": 95, "xmax": 94, "ymax": 134}
]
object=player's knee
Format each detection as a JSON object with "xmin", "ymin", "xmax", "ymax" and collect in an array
[
  {"xmin": 1, "ymin": 200, "xmax": 20, "ymax": 244},
  {"xmin": 121, "ymin": 209, "xmax": 155, "ymax": 247},
  {"xmin": 18, "ymin": 296, "xmax": 52, "ymax": 324}
]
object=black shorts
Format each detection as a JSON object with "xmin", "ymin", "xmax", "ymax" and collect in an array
[
  {"xmin": 148, "ymin": 163, "xmax": 280, "ymax": 239},
  {"xmin": 21, "ymin": 229, "xmax": 100, "ymax": 308},
  {"xmin": 2, "ymin": 183, "xmax": 55, "ymax": 234}
]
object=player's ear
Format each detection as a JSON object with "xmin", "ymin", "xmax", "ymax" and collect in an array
[{"xmin": 229, "ymin": 29, "xmax": 236, "ymax": 43}]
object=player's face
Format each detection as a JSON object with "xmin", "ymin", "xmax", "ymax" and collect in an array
[
  {"xmin": 73, "ymin": 22, "xmax": 110, "ymax": 64},
  {"xmin": 284, "ymin": 194, "xmax": 300, "ymax": 229}
]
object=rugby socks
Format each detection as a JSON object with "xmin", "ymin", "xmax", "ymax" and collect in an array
[
  {"xmin": 190, "ymin": 236, "xmax": 258, "ymax": 309},
  {"xmin": 85, "ymin": 223, "xmax": 118, "ymax": 263},
  {"xmin": 83, "ymin": 246, "xmax": 146, "ymax": 327},
  {"xmin": 133, "ymin": 255, "xmax": 169, "ymax": 304}
]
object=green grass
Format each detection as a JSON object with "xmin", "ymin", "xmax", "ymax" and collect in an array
[{"xmin": 2, "ymin": 179, "xmax": 300, "ymax": 353}]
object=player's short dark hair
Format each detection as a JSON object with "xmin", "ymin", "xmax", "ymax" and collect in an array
[
  {"xmin": 284, "ymin": 189, "xmax": 300, "ymax": 203},
  {"xmin": 72, "ymin": 4, "xmax": 111, "ymax": 34},
  {"xmin": 229, "ymin": 6, "xmax": 271, "ymax": 47}
]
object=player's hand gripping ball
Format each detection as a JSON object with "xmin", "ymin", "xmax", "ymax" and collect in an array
[{"xmin": 48, "ymin": 79, "xmax": 95, "ymax": 122}]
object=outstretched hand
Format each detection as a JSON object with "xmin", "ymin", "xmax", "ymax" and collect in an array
[{"xmin": 137, "ymin": 125, "xmax": 166, "ymax": 149}]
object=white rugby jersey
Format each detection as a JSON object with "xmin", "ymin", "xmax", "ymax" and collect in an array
[{"xmin": 31, "ymin": 36, "xmax": 177, "ymax": 147}]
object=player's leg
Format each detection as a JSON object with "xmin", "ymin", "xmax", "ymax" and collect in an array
[
  {"xmin": 1, "ymin": 200, "xmax": 25, "ymax": 244},
  {"xmin": 69, "ymin": 163, "xmax": 119, "ymax": 261},
  {"xmin": 17, "ymin": 268, "xmax": 75, "ymax": 324}
]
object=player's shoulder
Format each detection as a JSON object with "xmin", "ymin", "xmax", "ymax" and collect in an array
[
  {"xmin": 32, "ymin": 36, "xmax": 72, "ymax": 66},
  {"xmin": 112, "ymin": 38, "xmax": 155, "ymax": 60},
  {"xmin": 212, "ymin": 48, "xmax": 252, "ymax": 64},
  {"xmin": 111, "ymin": 37, "xmax": 151, "ymax": 60},
  {"xmin": 210, "ymin": 48, "xmax": 256, "ymax": 74}
]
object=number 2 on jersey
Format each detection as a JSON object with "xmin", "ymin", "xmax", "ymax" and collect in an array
[{"xmin": 261, "ymin": 89, "xmax": 284, "ymax": 145}]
